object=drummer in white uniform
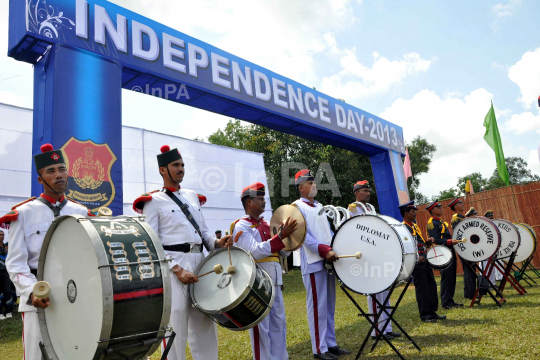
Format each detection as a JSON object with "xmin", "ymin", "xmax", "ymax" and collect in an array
[
  {"xmin": 232, "ymin": 182, "xmax": 297, "ymax": 360},
  {"xmin": 133, "ymin": 145, "xmax": 232, "ymax": 360},
  {"xmin": 294, "ymin": 170, "xmax": 351, "ymax": 360},
  {"xmin": 348, "ymin": 180, "xmax": 401, "ymax": 341},
  {"xmin": 3, "ymin": 144, "xmax": 91, "ymax": 360}
]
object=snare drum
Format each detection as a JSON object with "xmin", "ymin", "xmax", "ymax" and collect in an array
[
  {"xmin": 452, "ymin": 216, "xmax": 501, "ymax": 262},
  {"xmin": 512, "ymin": 223, "xmax": 537, "ymax": 263},
  {"xmin": 329, "ymin": 214, "xmax": 417, "ymax": 295},
  {"xmin": 492, "ymin": 219, "xmax": 521, "ymax": 260},
  {"xmin": 426, "ymin": 246, "xmax": 453, "ymax": 270},
  {"xmin": 37, "ymin": 215, "xmax": 171, "ymax": 360},
  {"xmin": 190, "ymin": 247, "xmax": 275, "ymax": 331}
]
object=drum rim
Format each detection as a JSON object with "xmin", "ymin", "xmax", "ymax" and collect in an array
[
  {"xmin": 37, "ymin": 215, "xmax": 114, "ymax": 359},
  {"xmin": 508, "ymin": 223, "xmax": 537, "ymax": 263},
  {"xmin": 452, "ymin": 216, "xmax": 502, "ymax": 262},
  {"xmin": 329, "ymin": 214, "xmax": 406, "ymax": 296},
  {"xmin": 133, "ymin": 216, "xmax": 172, "ymax": 357},
  {"xmin": 492, "ymin": 219, "xmax": 521, "ymax": 260},
  {"xmin": 426, "ymin": 245, "xmax": 453, "ymax": 269},
  {"xmin": 190, "ymin": 247, "xmax": 258, "ymax": 314}
]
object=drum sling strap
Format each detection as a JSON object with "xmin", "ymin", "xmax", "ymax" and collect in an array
[
  {"xmin": 163, "ymin": 189, "xmax": 210, "ymax": 252},
  {"xmin": 37, "ymin": 196, "xmax": 68, "ymax": 218}
]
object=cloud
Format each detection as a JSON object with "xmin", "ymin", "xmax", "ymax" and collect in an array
[
  {"xmin": 527, "ymin": 148, "xmax": 540, "ymax": 176},
  {"xmin": 508, "ymin": 47, "xmax": 540, "ymax": 109},
  {"xmin": 319, "ymin": 51, "xmax": 432, "ymax": 101},
  {"xmin": 379, "ymin": 88, "xmax": 517, "ymax": 196},
  {"xmin": 504, "ymin": 110, "xmax": 540, "ymax": 134},
  {"xmin": 491, "ymin": 0, "xmax": 521, "ymax": 18}
]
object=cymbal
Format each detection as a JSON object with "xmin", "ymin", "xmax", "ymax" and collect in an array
[{"xmin": 269, "ymin": 204, "xmax": 307, "ymax": 251}]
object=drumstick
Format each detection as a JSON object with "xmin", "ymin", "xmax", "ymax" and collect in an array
[
  {"xmin": 455, "ymin": 238, "xmax": 468, "ymax": 243},
  {"xmin": 33, "ymin": 281, "xmax": 51, "ymax": 299},
  {"xmin": 198, "ymin": 264, "xmax": 224, "ymax": 278},
  {"xmin": 338, "ymin": 252, "xmax": 362, "ymax": 259},
  {"xmin": 227, "ymin": 245, "xmax": 236, "ymax": 274}
]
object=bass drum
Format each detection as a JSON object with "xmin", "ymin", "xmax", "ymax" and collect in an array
[
  {"xmin": 37, "ymin": 215, "xmax": 172, "ymax": 360},
  {"xmin": 426, "ymin": 245, "xmax": 453, "ymax": 270},
  {"xmin": 491, "ymin": 219, "xmax": 521, "ymax": 260},
  {"xmin": 190, "ymin": 247, "xmax": 275, "ymax": 331},
  {"xmin": 511, "ymin": 223, "xmax": 537, "ymax": 263},
  {"xmin": 452, "ymin": 216, "xmax": 501, "ymax": 262},
  {"xmin": 330, "ymin": 214, "xmax": 417, "ymax": 295}
]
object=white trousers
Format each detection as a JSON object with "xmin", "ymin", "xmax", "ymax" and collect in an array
[
  {"xmin": 22, "ymin": 311, "xmax": 42, "ymax": 360},
  {"xmin": 367, "ymin": 291, "xmax": 393, "ymax": 336},
  {"xmin": 302, "ymin": 270, "xmax": 337, "ymax": 355},
  {"xmin": 161, "ymin": 253, "xmax": 218, "ymax": 360},
  {"xmin": 249, "ymin": 286, "xmax": 288, "ymax": 360},
  {"xmin": 481, "ymin": 260, "xmax": 497, "ymax": 283}
]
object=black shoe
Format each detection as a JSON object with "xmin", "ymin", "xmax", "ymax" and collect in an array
[
  {"xmin": 314, "ymin": 352, "xmax": 339, "ymax": 360},
  {"xmin": 442, "ymin": 305, "xmax": 454, "ymax": 310},
  {"xmin": 386, "ymin": 331, "xmax": 402, "ymax": 338},
  {"xmin": 371, "ymin": 333, "xmax": 394, "ymax": 341},
  {"xmin": 453, "ymin": 302, "xmax": 464, "ymax": 308},
  {"xmin": 421, "ymin": 318, "xmax": 437, "ymax": 323},
  {"xmin": 328, "ymin": 346, "xmax": 351, "ymax": 356},
  {"xmin": 432, "ymin": 313, "xmax": 446, "ymax": 320}
]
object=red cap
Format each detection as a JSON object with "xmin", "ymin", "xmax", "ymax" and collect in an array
[
  {"xmin": 160, "ymin": 145, "xmax": 171, "ymax": 153},
  {"xmin": 241, "ymin": 182, "xmax": 266, "ymax": 199},
  {"xmin": 41, "ymin": 143, "xmax": 54, "ymax": 153},
  {"xmin": 295, "ymin": 169, "xmax": 314, "ymax": 185}
]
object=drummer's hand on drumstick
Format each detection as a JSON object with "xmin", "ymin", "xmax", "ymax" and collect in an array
[
  {"xmin": 218, "ymin": 234, "xmax": 233, "ymax": 248},
  {"xmin": 451, "ymin": 239, "xmax": 460, "ymax": 245},
  {"xmin": 172, "ymin": 265, "xmax": 199, "ymax": 284},
  {"xmin": 31, "ymin": 293, "xmax": 50, "ymax": 309},
  {"xmin": 279, "ymin": 217, "xmax": 298, "ymax": 239},
  {"xmin": 427, "ymin": 237, "xmax": 435, "ymax": 246},
  {"xmin": 326, "ymin": 250, "xmax": 339, "ymax": 262}
]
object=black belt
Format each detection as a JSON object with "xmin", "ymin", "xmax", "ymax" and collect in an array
[{"xmin": 163, "ymin": 244, "xmax": 202, "ymax": 253}]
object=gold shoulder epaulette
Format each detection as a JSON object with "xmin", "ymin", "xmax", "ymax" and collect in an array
[
  {"xmin": 230, "ymin": 219, "xmax": 240, "ymax": 235},
  {"xmin": 11, "ymin": 197, "xmax": 37, "ymax": 210},
  {"xmin": 427, "ymin": 217, "xmax": 434, "ymax": 231},
  {"xmin": 348, "ymin": 203, "xmax": 357, "ymax": 214},
  {"xmin": 451, "ymin": 213, "xmax": 459, "ymax": 225}
]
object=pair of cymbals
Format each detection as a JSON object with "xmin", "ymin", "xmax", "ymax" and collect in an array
[{"xmin": 269, "ymin": 204, "xmax": 307, "ymax": 251}]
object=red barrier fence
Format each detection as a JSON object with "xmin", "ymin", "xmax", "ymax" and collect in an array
[{"xmin": 415, "ymin": 181, "xmax": 540, "ymax": 275}]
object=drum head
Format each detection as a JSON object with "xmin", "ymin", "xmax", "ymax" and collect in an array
[
  {"xmin": 513, "ymin": 224, "xmax": 536, "ymax": 263},
  {"xmin": 192, "ymin": 247, "xmax": 255, "ymax": 312},
  {"xmin": 39, "ymin": 216, "xmax": 103, "ymax": 359},
  {"xmin": 331, "ymin": 215, "xmax": 404, "ymax": 295},
  {"xmin": 426, "ymin": 246, "xmax": 453, "ymax": 269},
  {"xmin": 492, "ymin": 219, "xmax": 521, "ymax": 260},
  {"xmin": 452, "ymin": 216, "xmax": 501, "ymax": 262}
]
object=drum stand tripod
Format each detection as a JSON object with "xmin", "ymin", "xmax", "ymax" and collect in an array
[
  {"xmin": 39, "ymin": 331, "xmax": 177, "ymax": 360},
  {"xmin": 493, "ymin": 254, "xmax": 526, "ymax": 296},
  {"xmin": 339, "ymin": 277, "xmax": 421, "ymax": 360},
  {"xmin": 512, "ymin": 255, "xmax": 540, "ymax": 285},
  {"xmin": 468, "ymin": 258, "xmax": 507, "ymax": 307}
]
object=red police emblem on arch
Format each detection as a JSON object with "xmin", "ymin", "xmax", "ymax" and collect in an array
[{"xmin": 61, "ymin": 137, "xmax": 117, "ymax": 212}]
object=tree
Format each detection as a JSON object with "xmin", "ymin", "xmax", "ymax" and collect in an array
[
  {"xmin": 435, "ymin": 188, "xmax": 459, "ymax": 201},
  {"xmin": 456, "ymin": 172, "xmax": 489, "ymax": 194},
  {"xmin": 487, "ymin": 157, "xmax": 540, "ymax": 189},
  {"xmin": 207, "ymin": 120, "xmax": 379, "ymax": 210},
  {"xmin": 405, "ymin": 136, "xmax": 437, "ymax": 203}
]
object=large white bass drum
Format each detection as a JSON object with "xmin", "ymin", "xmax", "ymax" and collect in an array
[
  {"xmin": 452, "ymin": 216, "xmax": 501, "ymax": 262},
  {"xmin": 511, "ymin": 223, "xmax": 537, "ymax": 263},
  {"xmin": 329, "ymin": 214, "xmax": 417, "ymax": 295},
  {"xmin": 491, "ymin": 219, "xmax": 521, "ymax": 260}
]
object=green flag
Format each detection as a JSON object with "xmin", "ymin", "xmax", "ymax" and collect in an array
[{"xmin": 483, "ymin": 102, "xmax": 509, "ymax": 185}]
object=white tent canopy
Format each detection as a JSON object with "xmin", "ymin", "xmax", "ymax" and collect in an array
[{"xmin": 0, "ymin": 102, "xmax": 272, "ymax": 240}]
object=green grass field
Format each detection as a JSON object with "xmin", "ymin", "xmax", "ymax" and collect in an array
[{"xmin": 2, "ymin": 271, "xmax": 540, "ymax": 359}]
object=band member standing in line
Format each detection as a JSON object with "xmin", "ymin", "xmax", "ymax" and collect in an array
[
  {"xmin": 426, "ymin": 200, "xmax": 463, "ymax": 310},
  {"xmin": 4, "ymin": 144, "xmax": 91, "ymax": 360},
  {"xmin": 349, "ymin": 181, "xmax": 401, "ymax": 340},
  {"xmin": 399, "ymin": 201, "xmax": 445, "ymax": 322},
  {"xmin": 449, "ymin": 198, "xmax": 477, "ymax": 302},
  {"xmin": 232, "ymin": 182, "xmax": 297, "ymax": 360},
  {"xmin": 133, "ymin": 145, "xmax": 232, "ymax": 360},
  {"xmin": 294, "ymin": 170, "xmax": 351, "ymax": 360}
]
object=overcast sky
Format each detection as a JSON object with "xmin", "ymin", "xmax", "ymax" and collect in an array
[{"xmin": 1, "ymin": 0, "xmax": 539, "ymax": 197}]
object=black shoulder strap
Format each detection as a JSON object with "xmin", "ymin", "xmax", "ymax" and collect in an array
[
  {"xmin": 37, "ymin": 197, "xmax": 68, "ymax": 218},
  {"xmin": 163, "ymin": 189, "xmax": 210, "ymax": 251}
]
